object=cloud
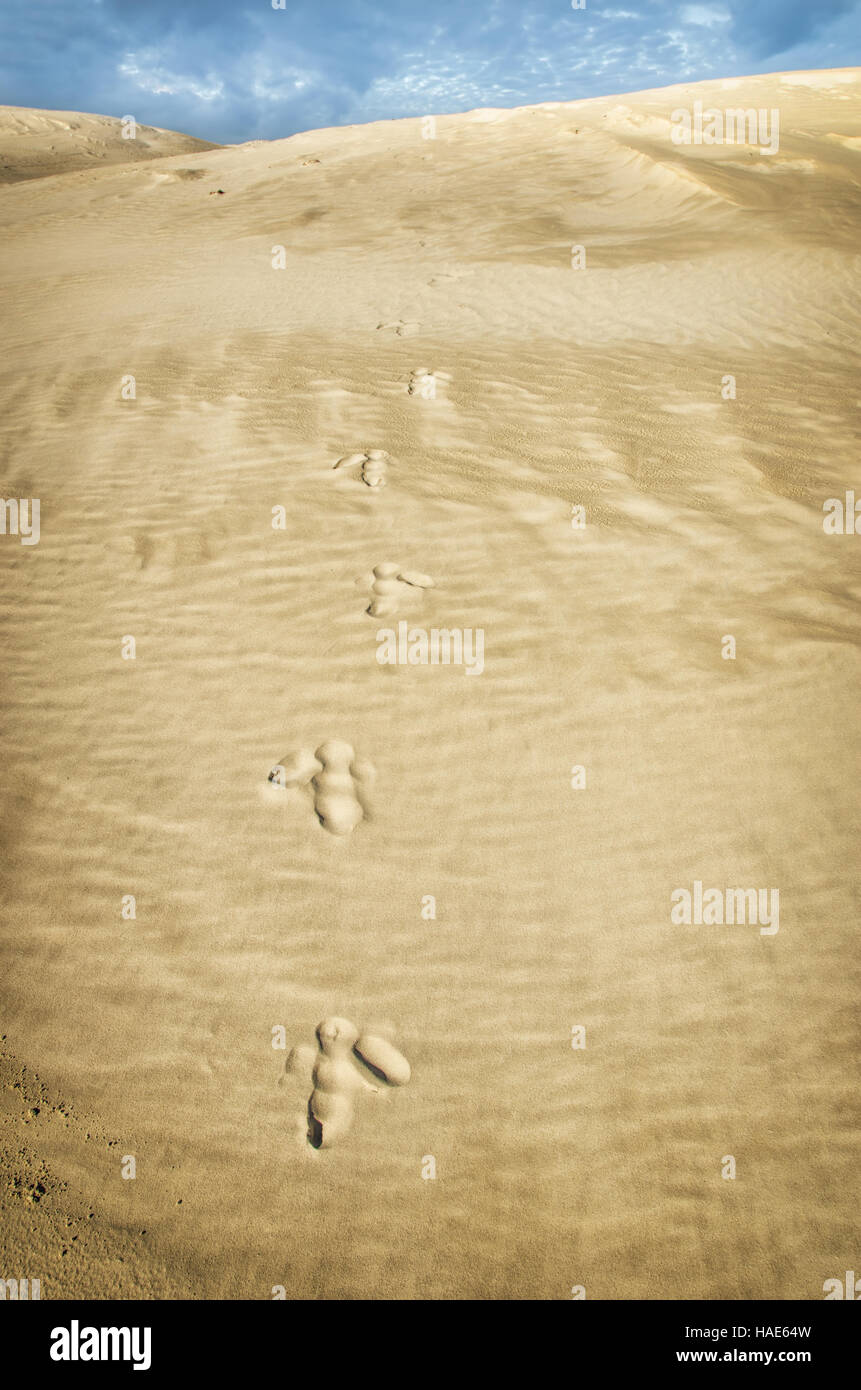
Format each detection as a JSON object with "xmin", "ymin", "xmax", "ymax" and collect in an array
[
  {"xmin": 118, "ymin": 53, "xmax": 224, "ymax": 102},
  {"xmin": 679, "ymin": 6, "xmax": 731, "ymax": 27}
]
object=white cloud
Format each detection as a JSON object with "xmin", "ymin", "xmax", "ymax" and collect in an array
[
  {"xmin": 679, "ymin": 5, "xmax": 731, "ymax": 26},
  {"xmin": 118, "ymin": 52, "xmax": 224, "ymax": 102},
  {"xmin": 247, "ymin": 61, "xmax": 316, "ymax": 104},
  {"xmin": 350, "ymin": 60, "xmax": 523, "ymax": 119}
]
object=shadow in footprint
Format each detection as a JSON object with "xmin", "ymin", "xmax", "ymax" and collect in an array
[{"xmin": 307, "ymin": 1099, "xmax": 323, "ymax": 1150}]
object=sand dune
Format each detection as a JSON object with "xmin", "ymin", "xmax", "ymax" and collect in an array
[
  {"xmin": 0, "ymin": 70, "xmax": 859, "ymax": 1300},
  {"xmin": 0, "ymin": 106, "xmax": 220, "ymax": 184}
]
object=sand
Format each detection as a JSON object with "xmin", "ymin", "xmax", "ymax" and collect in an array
[
  {"xmin": 0, "ymin": 107, "xmax": 219, "ymax": 185},
  {"xmin": 0, "ymin": 69, "xmax": 859, "ymax": 1301}
]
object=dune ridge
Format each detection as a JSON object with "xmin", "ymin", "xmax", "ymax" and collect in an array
[{"xmin": 0, "ymin": 106, "xmax": 220, "ymax": 184}]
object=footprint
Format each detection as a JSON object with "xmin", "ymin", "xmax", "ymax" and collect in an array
[
  {"xmin": 312, "ymin": 740, "xmax": 370, "ymax": 835},
  {"xmin": 288, "ymin": 1017, "xmax": 411, "ymax": 1149},
  {"xmin": 427, "ymin": 268, "xmax": 474, "ymax": 287},
  {"xmin": 361, "ymin": 451, "xmax": 388, "ymax": 487},
  {"xmin": 407, "ymin": 367, "xmax": 451, "ymax": 397},
  {"xmin": 268, "ymin": 740, "xmax": 374, "ymax": 835},
  {"xmin": 354, "ymin": 1031, "xmax": 411, "ymax": 1087},
  {"xmin": 306, "ymin": 1018, "xmax": 376, "ymax": 1149},
  {"xmin": 333, "ymin": 449, "xmax": 389, "ymax": 488},
  {"xmin": 408, "ymin": 368, "xmax": 432, "ymax": 397},
  {"xmin": 365, "ymin": 563, "xmax": 434, "ymax": 617},
  {"xmin": 375, "ymin": 319, "xmax": 420, "ymax": 338},
  {"xmin": 286, "ymin": 1043, "xmax": 317, "ymax": 1080},
  {"xmin": 268, "ymin": 749, "xmax": 321, "ymax": 789}
]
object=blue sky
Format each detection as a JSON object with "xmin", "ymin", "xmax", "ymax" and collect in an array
[{"xmin": 1, "ymin": 0, "xmax": 859, "ymax": 143}]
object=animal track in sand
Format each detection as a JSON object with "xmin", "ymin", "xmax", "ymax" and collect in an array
[
  {"xmin": 407, "ymin": 367, "xmax": 451, "ymax": 397},
  {"xmin": 333, "ymin": 449, "xmax": 389, "ymax": 487},
  {"xmin": 375, "ymin": 319, "xmax": 420, "ymax": 338},
  {"xmin": 365, "ymin": 563, "xmax": 434, "ymax": 617},
  {"xmin": 427, "ymin": 268, "xmax": 474, "ymax": 287},
  {"xmin": 287, "ymin": 1017, "xmax": 411, "ymax": 1149},
  {"xmin": 268, "ymin": 740, "xmax": 374, "ymax": 835},
  {"xmin": 121, "ymin": 525, "xmax": 224, "ymax": 573}
]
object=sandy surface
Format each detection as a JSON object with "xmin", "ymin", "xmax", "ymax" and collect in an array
[
  {"xmin": 0, "ymin": 107, "xmax": 219, "ymax": 185},
  {"xmin": 0, "ymin": 70, "xmax": 859, "ymax": 1301}
]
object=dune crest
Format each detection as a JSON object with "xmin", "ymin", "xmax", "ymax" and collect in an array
[{"xmin": 0, "ymin": 105, "xmax": 220, "ymax": 184}]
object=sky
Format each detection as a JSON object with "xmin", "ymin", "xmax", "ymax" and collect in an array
[{"xmin": 1, "ymin": 0, "xmax": 859, "ymax": 144}]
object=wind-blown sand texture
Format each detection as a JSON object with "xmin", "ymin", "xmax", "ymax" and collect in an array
[
  {"xmin": 0, "ymin": 107, "xmax": 220, "ymax": 185},
  {"xmin": 0, "ymin": 69, "xmax": 859, "ymax": 1300}
]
